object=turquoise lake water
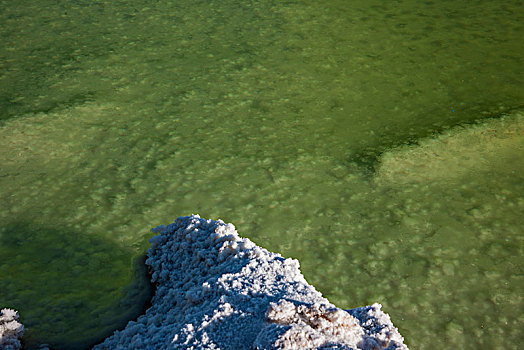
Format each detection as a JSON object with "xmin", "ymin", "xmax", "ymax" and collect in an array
[{"xmin": 1, "ymin": 0, "xmax": 522, "ymax": 348}]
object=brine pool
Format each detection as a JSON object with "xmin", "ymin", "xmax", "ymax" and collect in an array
[{"xmin": 1, "ymin": 0, "xmax": 522, "ymax": 348}]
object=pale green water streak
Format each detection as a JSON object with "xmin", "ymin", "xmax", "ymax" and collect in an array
[{"xmin": 0, "ymin": 0, "xmax": 522, "ymax": 348}]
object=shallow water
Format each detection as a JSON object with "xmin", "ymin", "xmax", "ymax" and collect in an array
[{"xmin": 1, "ymin": 0, "xmax": 522, "ymax": 348}]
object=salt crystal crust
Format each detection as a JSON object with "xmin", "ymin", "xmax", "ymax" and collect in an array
[
  {"xmin": 94, "ymin": 215, "xmax": 408, "ymax": 349},
  {"xmin": 0, "ymin": 308, "xmax": 24, "ymax": 350}
]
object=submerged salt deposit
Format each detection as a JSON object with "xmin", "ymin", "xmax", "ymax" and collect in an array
[{"xmin": 94, "ymin": 215, "xmax": 407, "ymax": 349}]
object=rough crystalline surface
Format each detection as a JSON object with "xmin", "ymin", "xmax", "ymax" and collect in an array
[
  {"xmin": 94, "ymin": 215, "xmax": 408, "ymax": 349},
  {"xmin": 0, "ymin": 308, "xmax": 24, "ymax": 350}
]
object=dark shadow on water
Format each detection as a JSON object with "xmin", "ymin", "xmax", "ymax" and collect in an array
[
  {"xmin": 345, "ymin": 104, "xmax": 524, "ymax": 176},
  {"xmin": 0, "ymin": 221, "xmax": 153, "ymax": 349}
]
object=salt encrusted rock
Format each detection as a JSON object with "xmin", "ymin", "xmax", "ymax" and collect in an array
[
  {"xmin": 254, "ymin": 300, "xmax": 364, "ymax": 349},
  {"xmin": 0, "ymin": 308, "xmax": 24, "ymax": 350},
  {"xmin": 94, "ymin": 215, "xmax": 408, "ymax": 349}
]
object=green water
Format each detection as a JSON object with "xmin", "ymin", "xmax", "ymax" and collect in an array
[{"xmin": 1, "ymin": 0, "xmax": 522, "ymax": 348}]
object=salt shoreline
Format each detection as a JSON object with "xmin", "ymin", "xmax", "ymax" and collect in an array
[
  {"xmin": 95, "ymin": 215, "xmax": 408, "ymax": 349},
  {"xmin": 3, "ymin": 215, "xmax": 408, "ymax": 349}
]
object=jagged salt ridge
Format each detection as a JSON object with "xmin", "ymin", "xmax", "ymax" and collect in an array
[{"xmin": 94, "ymin": 215, "xmax": 408, "ymax": 349}]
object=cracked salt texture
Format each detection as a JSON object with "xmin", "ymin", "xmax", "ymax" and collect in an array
[{"xmin": 94, "ymin": 215, "xmax": 408, "ymax": 349}]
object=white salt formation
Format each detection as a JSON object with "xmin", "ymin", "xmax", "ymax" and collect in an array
[
  {"xmin": 0, "ymin": 308, "xmax": 24, "ymax": 350},
  {"xmin": 94, "ymin": 215, "xmax": 408, "ymax": 349}
]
